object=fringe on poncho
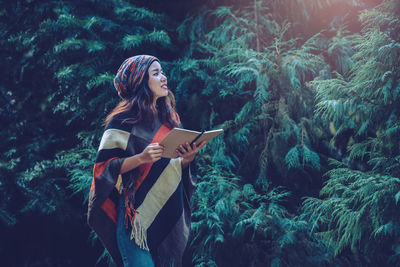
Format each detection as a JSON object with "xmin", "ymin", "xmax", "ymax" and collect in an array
[{"xmin": 87, "ymin": 112, "xmax": 196, "ymax": 267}]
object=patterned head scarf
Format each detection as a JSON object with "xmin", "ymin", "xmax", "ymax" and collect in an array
[{"xmin": 113, "ymin": 55, "xmax": 159, "ymax": 99}]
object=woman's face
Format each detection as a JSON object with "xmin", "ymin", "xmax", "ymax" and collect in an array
[{"xmin": 147, "ymin": 61, "xmax": 168, "ymax": 101}]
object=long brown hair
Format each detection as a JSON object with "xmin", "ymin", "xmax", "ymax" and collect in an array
[{"xmin": 104, "ymin": 70, "xmax": 179, "ymax": 129}]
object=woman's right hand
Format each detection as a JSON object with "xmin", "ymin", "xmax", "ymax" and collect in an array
[{"xmin": 139, "ymin": 143, "xmax": 164, "ymax": 163}]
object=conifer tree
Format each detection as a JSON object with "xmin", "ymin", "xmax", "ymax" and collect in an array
[
  {"xmin": 303, "ymin": 0, "xmax": 400, "ymax": 265},
  {"xmin": 0, "ymin": 0, "xmax": 175, "ymax": 265},
  {"xmin": 169, "ymin": 0, "xmax": 365, "ymax": 265},
  {"xmin": 0, "ymin": 0, "xmax": 389, "ymax": 265}
]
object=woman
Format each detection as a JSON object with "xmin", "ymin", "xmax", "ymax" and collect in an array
[{"xmin": 87, "ymin": 55, "xmax": 205, "ymax": 266}]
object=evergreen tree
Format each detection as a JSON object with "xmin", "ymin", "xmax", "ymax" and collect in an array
[
  {"xmin": 303, "ymin": 0, "xmax": 400, "ymax": 265},
  {"xmin": 0, "ymin": 0, "xmax": 175, "ymax": 265},
  {"xmin": 169, "ymin": 0, "xmax": 366, "ymax": 266},
  {"xmin": 0, "ymin": 0, "xmax": 390, "ymax": 265}
]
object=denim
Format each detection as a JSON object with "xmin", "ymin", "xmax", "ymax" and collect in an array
[{"xmin": 116, "ymin": 195, "xmax": 155, "ymax": 267}]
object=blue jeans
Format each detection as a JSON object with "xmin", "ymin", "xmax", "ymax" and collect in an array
[{"xmin": 116, "ymin": 195, "xmax": 155, "ymax": 267}]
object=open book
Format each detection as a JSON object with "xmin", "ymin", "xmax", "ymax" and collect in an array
[{"xmin": 160, "ymin": 128, "xmax": 223, "ymax": 158}]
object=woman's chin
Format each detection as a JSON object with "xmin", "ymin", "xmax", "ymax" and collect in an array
[{"xmin": 156, "ymin": 92, "xmax": 168, "ymax": 99}]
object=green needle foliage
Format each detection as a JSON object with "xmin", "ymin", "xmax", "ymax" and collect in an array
[
  {"xmin": 188, "ymin": 161, "xmax": 340, "ymax": 266},
  {"xmin": 1, "ymin": 0, "xmax": 175, "ymax": 265},
  {"xmin": 173, "ymin": 1, "xmax": 328, "ymax": 194},
  {"xmin": 1, "ymin": 0, "xmax": 394, "ymax": 266},
  {"xmin": 303, "ymin": 167, "xmax": 400, "ymax": 263},
  {"xmin": 169, "ymin": 0, "xmax": 365, "ymax": 266},
  {"xmin": 304, "ymin": 0, "xmax": 400, "ymax": 265}
]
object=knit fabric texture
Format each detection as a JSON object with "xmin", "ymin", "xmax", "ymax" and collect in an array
[{"xmin": 113, "ymin": 55, "xmax": 159, "ymax": 99}]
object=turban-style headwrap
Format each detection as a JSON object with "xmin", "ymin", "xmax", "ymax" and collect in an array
[{"xmin": 113, "ymin": 55, "xmax": 159, "ymax": 99}]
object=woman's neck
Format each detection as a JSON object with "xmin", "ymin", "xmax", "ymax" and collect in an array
[
  {"xmin": 153, "ymin": 97, "xmax": 160, "ymax": 115},
  {"xmin": 153, "ymin": 97, "xmax": 158, "ymax": 108}
]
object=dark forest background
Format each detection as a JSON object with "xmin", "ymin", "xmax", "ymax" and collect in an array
[{"xmin": 1, "ymin": 0, "xmax": 399, "ymax": 266}]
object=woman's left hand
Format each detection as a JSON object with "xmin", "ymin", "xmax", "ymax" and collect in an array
[{"xmin": 176, "ymin": 141, "xmax": 207, "ymax": 169}]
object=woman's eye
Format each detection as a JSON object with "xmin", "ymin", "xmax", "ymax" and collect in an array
[
  {"xmin": 153, "ymin": 72, "xmax": 165, "ymax": 76},
  {"xmin": 152, "ymin": 72, "xmax": 165, "ymax": 76}
]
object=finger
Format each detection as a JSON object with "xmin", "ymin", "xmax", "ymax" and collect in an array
[
  {"xmin": 183, "ymin": 142, "xmax": 194, "ymax": 152},
  {"xmin": 179, "ymin": 144, "xmax": 188, "ymax": 153},
  {"xmin": 152, "ymin": 144, "xmax": 164, "ymax": 150},
  {"xmin": 191, "ymin": 141, "xmax": 202, "ymax": 152},
  {"xmin": 185, "ymin": 142, "xmax": 193, "ymax": 152},
  {"xmin": 177, "ymin": 145, "xmax": 188, "ymax": 157},
  {"xmin": 150, "ymin": 149, "xmax": 163, "ymax": 155},
  {"xmin": 177, "ymin": 147, "xmax": 185, "ymax": 155},
  {"xmin": 192, "ymin": 142, "xmax": 201, "ymax": 149},
  {"xmin": 176, "ymin": 149, "xmax": 183, "ymax": 157},
  {"xmin": 197, "ymin": 140, "xmax": 207, "ymax": 149},
  {"xmin": 151, "ymin": 155, "xmax": 162, "ymax": 162},
  {"xmin": 149, "ymin": 143, "xmax": 160, "ymax": 148},
  {"xmin": 151, "ymin": 151, "xmax": 163, "ymax": 157},
  {"xmin": 150, "ymin": 148, "xmax": 164, "ymax": 154}
]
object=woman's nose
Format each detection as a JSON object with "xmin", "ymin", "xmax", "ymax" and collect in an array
[{"xmin": 161, "ymin": 74, "xmax": 167, "ymax": 81}]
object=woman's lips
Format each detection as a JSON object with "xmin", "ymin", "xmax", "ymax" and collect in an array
[{"xmin": 162, "ymin": 84, "xmax": 168, "ymax": 89}]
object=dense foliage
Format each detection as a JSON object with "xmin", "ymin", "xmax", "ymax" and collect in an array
[
  {"xmin": 303, "ymin": 1, "xmax": 400, "ymax": 265},
  {"xmin": 1, "ymin": 0, "xmax": 176, "ymax": 265},
  {"xmin": 1, "ymin": 0, "xmax": 398, "ymax": 266}
]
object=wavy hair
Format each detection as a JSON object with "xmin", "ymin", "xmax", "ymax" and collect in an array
[{"xmin": 104, "ymin": 70, "xmax": 179, "ymax": 129}]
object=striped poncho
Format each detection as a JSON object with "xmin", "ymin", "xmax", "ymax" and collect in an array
[{"xmin": 87, "ymin": 111, "xmax": 196, "ymax": 266}]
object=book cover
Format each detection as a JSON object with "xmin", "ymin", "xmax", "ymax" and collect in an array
[{"xmin": 160, "ymin": 128, "xmax": 223, "ymax": 158}]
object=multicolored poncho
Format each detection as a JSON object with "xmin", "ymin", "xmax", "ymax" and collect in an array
[{"xmin": 87, "ymin": 111, "xmax": 196, "ymax": 267}]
